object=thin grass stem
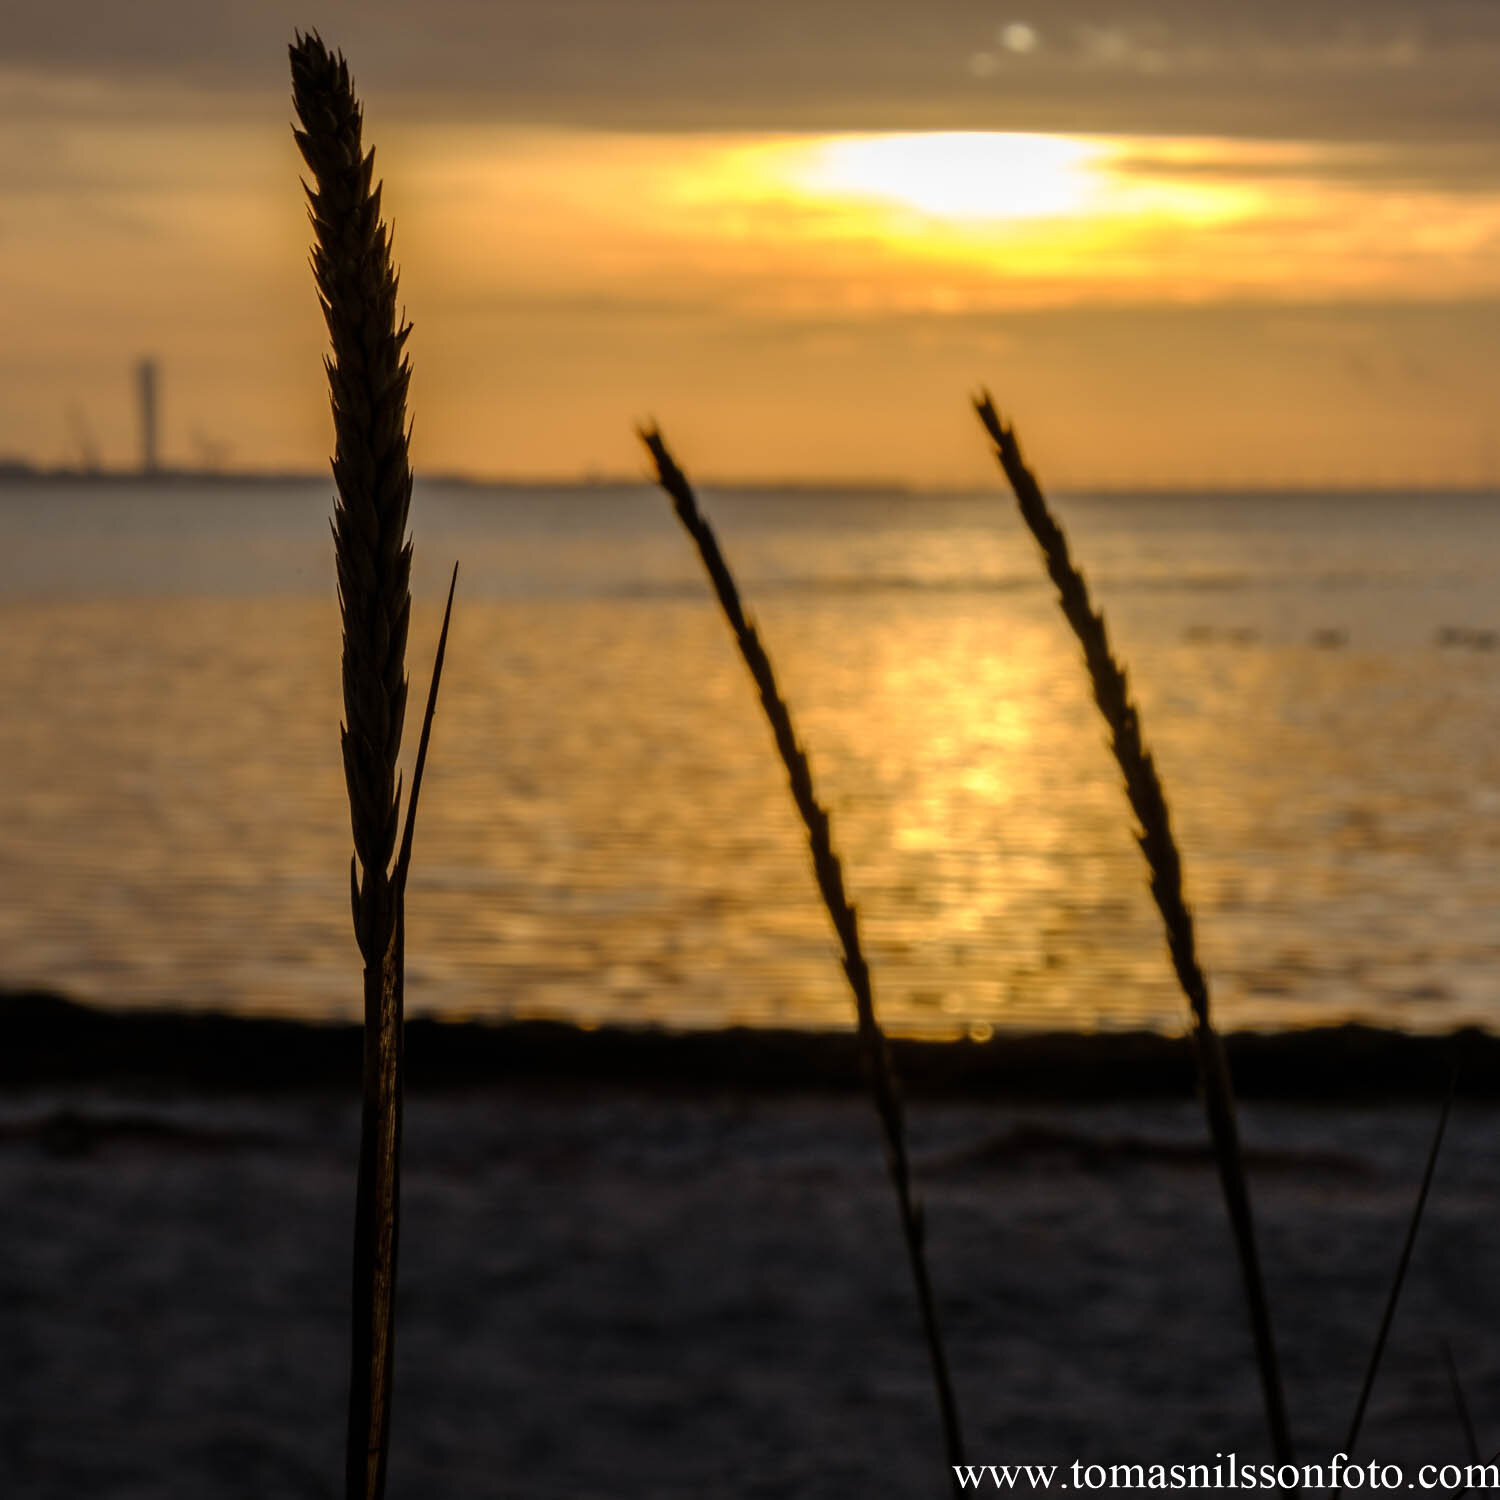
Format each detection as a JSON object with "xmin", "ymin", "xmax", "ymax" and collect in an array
[
  {"xmin": 973, "ymin": 393, "xmax": 1292, "ymax": 1466},
  {"xmin": 1440, "ymin": 1338, "xmax": 1481, "ymax": 1468},
  {"xmin": 397, "ymin": 563, "xmax": 458, "ymax": 895},
  {"xmin": 1344, "ymin": 1083, "xmax": 1453, "ymax": 1456},
  {"xmin": 640, "ymin": 425, "xmax": 965, "ymax": 1487}
]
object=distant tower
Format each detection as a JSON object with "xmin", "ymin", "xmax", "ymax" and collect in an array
[{"xmin": 137, "ymin": 358, "xmax": 160, "ymax": 474}]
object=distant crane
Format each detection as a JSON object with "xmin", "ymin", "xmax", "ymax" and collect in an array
[
  {"xmin": 65, "ymin": 401, "xmax": 101, "ymax": 473},
  {"xmin": 190, "ymin": 428, "xmax": 233, "ymax": 473},
  {"xmin": 137, "ymin": 357, "xmax": 160, "ymax": 474}
]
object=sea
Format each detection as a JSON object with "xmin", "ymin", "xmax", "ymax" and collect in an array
[{"xmin": 3, "ymin": 476, "xmax": 1498, "ymax": 1039}]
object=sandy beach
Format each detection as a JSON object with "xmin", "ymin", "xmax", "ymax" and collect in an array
[{"xmin": 5, "ymin": 1027, "xmax": 1498, "ymax": 1498}]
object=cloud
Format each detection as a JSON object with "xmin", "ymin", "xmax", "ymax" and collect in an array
[
  {"xmin": 999, "ymin": 22, "xmax": 1040, "ymax": 55},
  {"xmin": 1073, "ymin": 23, "xmax": 1175, "ymax": 74},
  {"xmin": 6, "ymin": 1, "xmax": 1500, "ymax": 141}
]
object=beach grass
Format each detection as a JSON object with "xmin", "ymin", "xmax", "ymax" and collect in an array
[
  {"xmin": 1439, "ymin": 1338, "xmax": 1481, "ymax": 1467},
  {"xmin": 973, "ymin": 392, "xmax": 1293, "ymax": 1465},
  {"xmin": 640, "ymin": 425, "xmax": 966, "ymax": 1486},
  {"xmin": 1345, "ymin": 1082, "xmax": 1453, "ymax": 1456},
  {"xmin": 291, "ymin": 33, "xmax": 455, "ymax": 1500}
]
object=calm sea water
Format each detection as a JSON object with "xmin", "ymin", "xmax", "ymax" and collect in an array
[{"xmin": 2, "ymin": 478, "xmax": 1499, "ymax": 1037}]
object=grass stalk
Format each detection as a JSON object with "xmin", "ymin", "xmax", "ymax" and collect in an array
[
  {"xmin": 973, "ymin": 393, "xmax": 1292, "ymax": 1465},
  {"xmin": 1440, "ymin": 1338, "xmax": 1481, "ymax": 1469},
  {"xmin": 640, "ymin": 426, "xmax": 965, "ymax": 1486},
  {"xmin": 291, "ymin": 34, "xmax": 436, "ymax": 1500},
  {"xmin": 1344, "ymin": 1084, "xmax": 1453, "ymax": 1456}
]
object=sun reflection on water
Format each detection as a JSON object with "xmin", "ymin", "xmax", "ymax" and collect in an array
[{"xmin": 4, "ymin": 487, "xmax": 1500, "ymax": 1039}]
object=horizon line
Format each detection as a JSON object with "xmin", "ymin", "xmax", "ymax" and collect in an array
[{"xmin": 4, "ymin": 459, "xmax": 1500, "ymax": 499}]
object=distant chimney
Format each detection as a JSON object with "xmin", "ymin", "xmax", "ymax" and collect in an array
[{"xmin": 137, "ymin": 358, "xmax": 159, "ymax": 474}]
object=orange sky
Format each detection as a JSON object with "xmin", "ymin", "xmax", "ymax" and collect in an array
[{"xmin": 6, "ymin": 3, "xmax": 1500, "ymax": 486}]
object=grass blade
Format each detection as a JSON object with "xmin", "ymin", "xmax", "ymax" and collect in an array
[
  {"xmin": 291, "ymin": 32, "xmax": 416, "ymax": 1500},
  {"xmin": 973, "ymin": 392, "xmax": 1292, "ymax": 1465},
  {"xmin": 1440, "ymin": 1337, "xmax": 1481, "ymax": 1467},
  {"xmin": 1344, "ymin": 1083, "xmax": 1454, "ymax": 1455},
  {"xmin": 396, "ymin": 561, "xmax": 458, "ymax": 895},
  {"xmin": 640, "ymin": 424, "xmax": 966, "ymax": 1485}
]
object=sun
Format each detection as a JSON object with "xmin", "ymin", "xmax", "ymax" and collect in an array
[{"xmin": 783, "ymin": 132, "xmax": 1107, "ymax": 223}]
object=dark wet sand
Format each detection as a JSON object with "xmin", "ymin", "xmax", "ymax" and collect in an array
[
  {"xmin": 4, "ymin": 1069, "xmax": 1498, "ymax": 1499},
  {"xmin": 1, "ymin": 992, "xmax": 1484, "ymax": 1100}
]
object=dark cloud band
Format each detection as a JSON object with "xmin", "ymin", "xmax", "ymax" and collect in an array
[{"xmin": 10, "ymin": 0, "xmax": 1500, "ymax": 140}]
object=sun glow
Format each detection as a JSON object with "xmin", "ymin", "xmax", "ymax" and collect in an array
[
  {"xmin": 393, "ymin": 127, "xmax": 1498, "ymax": 321},
  {"xmin": 663, "ymin": 131, "xmax": 1268, "ymax": 239},
  {"xmin": 788, "ymin": 132, "xmax": 1104, "ymax": 223}
]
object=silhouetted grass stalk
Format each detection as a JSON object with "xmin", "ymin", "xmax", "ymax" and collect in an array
[
  {"xmin": 640, "ymin": 426, "xmax": 965, "ymax": 1484},
  {"xmin": 973, "ymin": 393, "xmax": 1292, "ymax": 1465},
  {"xmin": 1439, "ymin": 1338, "xmax": 1481, "ymax": 1467},
  {"xmin": 292, "ymin": 34, "xmax": 455, "ymax": 1500},
  {"xmin": 1344, "ymin": 1084, "xmax": 1452, "ymax": 1457}
]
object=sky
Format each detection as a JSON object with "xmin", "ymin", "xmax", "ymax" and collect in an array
[{"xmin": 6, "ymin": 1, "xmax": 1500, "ymax": 486}]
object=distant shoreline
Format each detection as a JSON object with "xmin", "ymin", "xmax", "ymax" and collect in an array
[
  {"xmin": 1, "ymin": 990, "xmax": 1486, "ymax": 1100},
  {"xmin": 4, "ymin": 466, "xmax": 1500, "ymax": 501}
]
